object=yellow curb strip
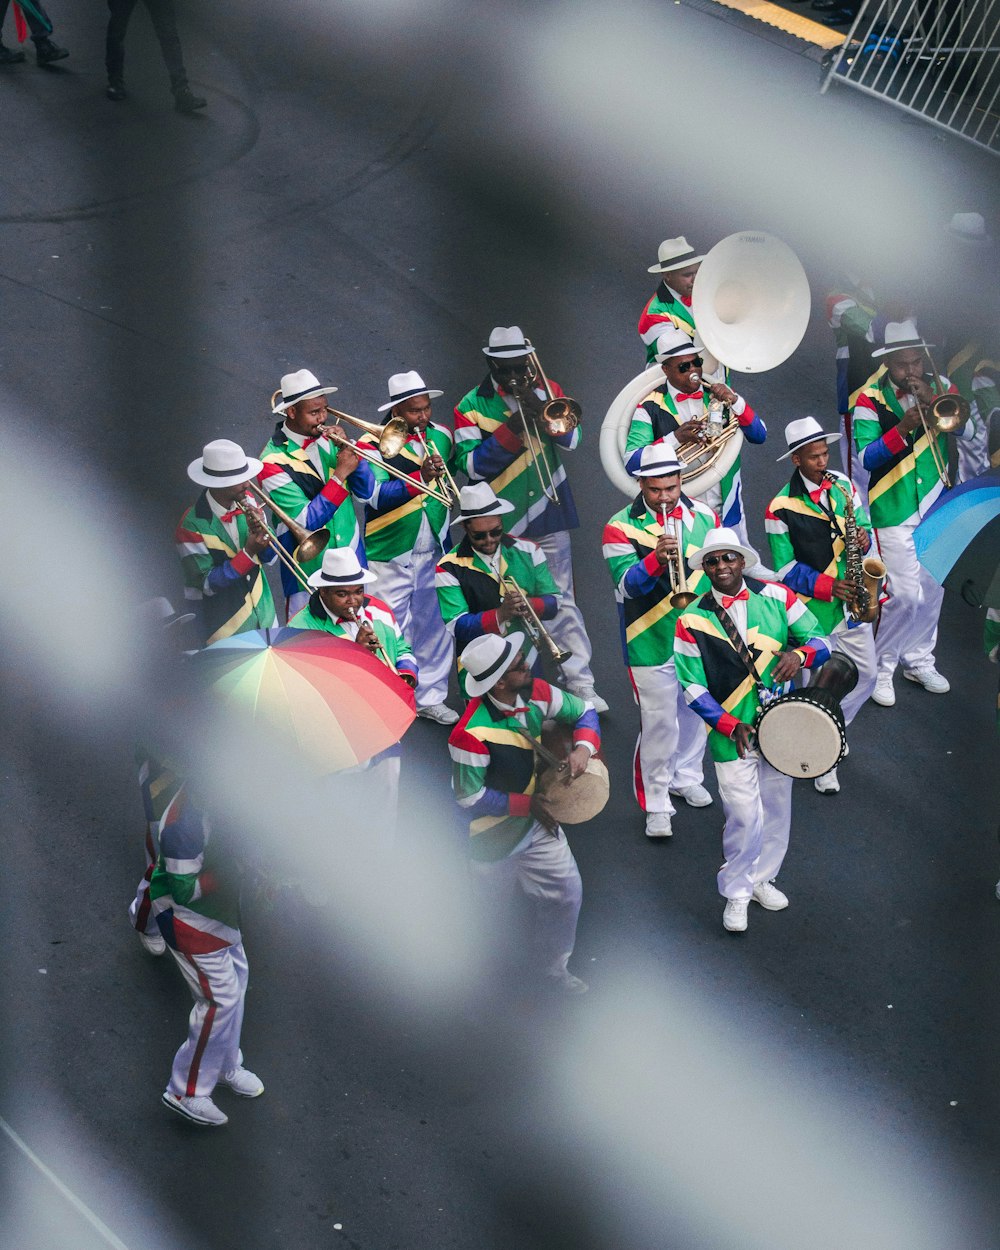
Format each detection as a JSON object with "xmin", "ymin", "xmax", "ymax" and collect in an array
[{"xmin": 706, "ymin": 0, "xmax": 846, "ymax": 48}]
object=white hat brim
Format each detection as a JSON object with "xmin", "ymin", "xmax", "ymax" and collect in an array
[
  {"xmin": 465, "ymin": 632, "xmax": 527, "ymax": 698},
  {"xmin": 688, "ymin": 540, "xmax": 759, "ymax": 570},
  {"xmin": 188, "ymin": 454, "xmax": 265, "ymax": 488},
  {"xmin": 273, "ymin": 385, "xmax": 338, "ymax": 414},
  {"xmin": 648, "ymin": 253, "xmax": 706, "ymax": 275},
  {"xmin": 376, "ymin": 389, "xmax": 444, "ymax": 413},
  {"xmin": 451, "ymin": 498, "xmax": 517, "ymax": 526},
  {"xmin": 307, "ymin": 567, "xmax": 379, "ymax": 590},
  {"xmin": 871, "ymin": 340, "xmax": 934, "ymax": 359},
  {"xmin": 777, "ymin": 432, "xmax": 841, "ymax": 461}
]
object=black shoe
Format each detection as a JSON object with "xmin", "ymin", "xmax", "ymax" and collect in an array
[
  {"xmin": 823, "ymin": 7, "xmax": 856, "ymax": 20},
  {"xmin": 35, "ymin": 38, "xmax": 69, "ymax": 66},
  {"xmin": 106, "ymin": 81, "xmax": 127, "ymax": 101},
  {"xmin": 0, "ymin": 42, "xmax": 27, "ymax": 65},
  {"xmin": 173, "ymin": 86, "xmax": 207, "ymax": 114}
]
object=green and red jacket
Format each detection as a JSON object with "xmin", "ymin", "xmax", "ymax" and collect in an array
[
  {"xmin": 175, "ymin": 492, "xmax": 277, "ymax": 645},
  {"xmin": 448, "ymin": 679, "xmax": 600, "ymax": 861},
  {"xmin": 674, "ymin": 581, "xmax": 830, "ymax": 762},
  {"xmin": 602, "ymin": 493, "xmax": 717, "ymax": 667},
  {"xmin": 637, "ymin": 281, "xmax": 697, "ymax": 363},
  {"xmin": 288, "ymin": 592, "xmax": 417, "ymax": 684},
  {"xmin": 356, "ymin": 421, "xmax": 456, "ymax": 562},
  {"xmin": 825, "ymin": 284, "xmax": 877, "ymax": 413}
]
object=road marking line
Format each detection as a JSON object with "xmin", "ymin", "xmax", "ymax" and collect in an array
[
  {"xmin": 0, "ymin": 1114, "xmax": 132, "ymax": 1250},
  {"xmin": 707, "ymin": 0, "xmax": 846, "ymax": 48}
]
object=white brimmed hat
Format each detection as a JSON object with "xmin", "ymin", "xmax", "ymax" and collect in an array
[
  {"xmin": 453, "ymin": 482, "xmax": 515, "ymax": 525},
  {"xmin": 272, "ymin": 369, "xmax": 338, "ymax": 414},
  {"xmin": 871, "ymin": 319, "xmax": 934, "ymax": 359},
  {"xmin": 482, "ymin": 326, "xmax": 532, "ymax": 359},
  {"xmin": 688, "ymin": 526, "xmax": 759, "ymax": 570},
  {"xmin": 778, "ymin": 416, "xmax": 842, "ymax": 461},
  {"xmin": 648, "ymin": 236, "xmax": 706, "ymax": 276},
  {"xmin": 631, "ymin": 446, "xmax": 683, "ymax": 479},
  {"xmin": 136, "ymin": 596, "xmax": 196, "ymax": 630},
  {"xmin": 654, "ymin": 326, "xmax": 700, "ymax": 363},
  {"xmin": 188, "ymin": 439, "xmax": 264, "ymax": 488},
  {"xmin": 377, "ymin": 370, "xmax": 444, "ymax": 413},
  {"xmin": 307, "ymin": 548, "xmax": 377, "ymax": 589},
  {"xmin": 946, "ymin": 212, "xmax": 992, "ymax": 245},
  {"xmin": 461, "ymin": 632, "xmax": 527, "ymax": 697}
]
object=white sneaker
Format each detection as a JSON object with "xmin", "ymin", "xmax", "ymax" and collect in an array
[
  {"xmin": 547, "ymin": 971, "xmax": 589, "ymax": 995},
  {"xmin": 723, "ymin": 898, "xmax": 749, "ymax": 932},
  {"xmin": 162, "ymin": 1092, "xmax": 228, "ymax": 1126},
  {"xmin": 752, "ymin": 880, "xmax": 789, "ymax": 911},
  {"xmin": 902, "ymin": 666, "xmax": 950, "ymax": 694},
  {"xmin": 871, "ymin": 673, "xmax": 896, "ymax": 706},
  {"xmin": 814, "ymin": 767, "xmax": 840, "ymax": 794},
  {"xmin": 644, "ymin": 812, "xmax": 673, "ymax": 838},
  {"xmin": 219, "ymin": 1066, "xmax": 264, "ymax": 1098},
  {"xmin": 573, "ymin": 686, "xmax": 609, "ymax": 714},
  {"xmin": 670, "ymin": 783, "xmax": 713, "ymax": 808},
  {"xmin": 139, "ymin": 929, "xmax": 166, "ymax": 956},
  {"xmin": 416, "ymin": 702, "xmax": 459, "ymax": 725}
]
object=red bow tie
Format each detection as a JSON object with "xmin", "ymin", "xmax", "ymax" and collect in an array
[
  {"xmin": 808, "ymin": 487, "xmax": 826, "ymax": 505},
  {"xmin": 682, "ymin": 390, "xmax": 703, "ymax": 402},
  {"xmin": 680, "ymin": 295, "xmax": 692, "ymax": 307},
  {"xmin": 301, "ymin": 436, "xmax": 320, "ymax": 448},
  {"xmin": 721, "ymin": 589, "xmax": 749, "ymax": 609},
  {"xmin": 220, "ymin": 508, "xmax": 241, "ymax": 522},
  {"xmin": 661, "ymin": 506, "xmax": 684, "ymax": 521}
]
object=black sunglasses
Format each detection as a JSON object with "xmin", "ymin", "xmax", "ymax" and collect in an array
[
  {"xmin": 469, "ymin": 525, "xmax": 504, "ymax": 540},
  {"xmin": 673, "ymin": 356, "xmax": 704, "ymax": 374},
  {"xmin": 702, "ymin": 552, "xmax": 741, "ymax": 568}
]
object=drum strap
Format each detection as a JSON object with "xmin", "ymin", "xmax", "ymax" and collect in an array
[{"xmin": 708, "ymin": 600, "xmax": 768, "ymax": 701}]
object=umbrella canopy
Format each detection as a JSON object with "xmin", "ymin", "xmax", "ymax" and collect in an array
[
  {"xmin": 192, "ymin": 627, "xmax": 416, "ymax": 772},
  {"xmin": 914, "ymin": 470, "xmax": 1000, "ymax": 607}
]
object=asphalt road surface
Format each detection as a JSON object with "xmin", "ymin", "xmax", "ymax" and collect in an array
[{"xmin": 2, "ymin": 2, "xmax": 999, "ymax": 1248}]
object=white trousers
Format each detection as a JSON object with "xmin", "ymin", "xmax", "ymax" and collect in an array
[
  {"xmin": 629, "ymin": 660, "xmax": 708, "ymax": 814},
  {"xmin": 803, "ymin": 618, "xmax": 877, "ymax": 727},
  {"xmin": 469, "ymin": 821, "xmax": 583, "ymax": 976},
  {"xmin": 533, "ymin": 530, "xmax": 596, "ymax": 690},
  {"xmin": 873, "ymin": 521, "xmax": 944, "ymax": 677},
  {"xmin": 369, "ymin": 550, "xmax": 454, "ymax": 708},
  {"xmin": 167, "ymin": 940, "xmax": 248, "ymax": 1098},
  {"xmin": 714, "ymin": 753, "xmax": 792, "ymax": 899},
  {"xmin": 334, "ymin": 754, "xmax": 400, "ymax": 852}
]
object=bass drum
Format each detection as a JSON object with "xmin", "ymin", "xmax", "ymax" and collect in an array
[
  {"xmin": 599, "ymin": 364, "xmax": 743, "ymax": 500},
  {"xmin": 752, "ymin": 652, "xmax": 859, "ymax": 779}
]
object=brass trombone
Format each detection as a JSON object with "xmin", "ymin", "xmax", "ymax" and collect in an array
[
  {"xmin": 661, "ymin": 508, "xmax": 696, "ymax": 610},
  {"xmin": 904, "ymin": 357, "xmax": 970, "ymax": 490},
  {"xmin": 507, "ymin": 342, "xmax": 581, "ymax": 507},
  {"xmin": 497, "ymin": 567, "xmax": 571, "ymax": 667},
  {"xmin": 234, "ymin": 491, "xmax": 313, "ymax": 593},
  {"xmin": 414, "ymin": 427, "xmax": 460, "ymax": 506}
]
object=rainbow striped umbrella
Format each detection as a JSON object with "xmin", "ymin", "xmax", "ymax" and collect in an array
[
  {"xmin": 914, "ymin": 469, "xmax": 1000, "ymax": 607},
  {"xmin": 193, "ymin": 627, "xmax": 415, "ymax": 772}
]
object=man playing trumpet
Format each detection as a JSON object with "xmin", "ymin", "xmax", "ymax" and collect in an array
[
  {"xmin": 602, "ymin": 447, "xmax": 717, "ymax": 838},
  {"xmin": 175, "ymin": 439, "xmax": 278, "ymax": 646},
  {"xmin": 259, "ymin": 368, "xmax": 375, "ymax": 617}
]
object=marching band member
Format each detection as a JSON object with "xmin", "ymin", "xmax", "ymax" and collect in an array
[
  {"xmin": 765, "ymin": 417, "xmax": 878, "ymax": 794},
  {"xmin": 852, "ymin": 320, "xmax": 975, "ymax": 707},
  {"xmin": 637, "ymin": 236, "xmax": 706, "ymax": 364},
  {"xmin": 259, "ymin": 369, "xmax": 375, "ymax": 617},
  {"xmin": 624, "ymin": 327, "xmax": 768, "ymax": 554},
  {"xmin": 602, "ymin": 447, "xmax": 717, "ymax": 838},
  {"xmin": 449, "ymin": 633, "xmax": 599, "ymax": 994},
  {"xmin": 176, "ymin": 439, "xmax": 278, "ymax": 646},
  {"xmin": 355, "ymin": 371, "xmax": 458, "ymax": 725},
  {"xmin": 674, "ymin": 528, "xmax": 831, "ymax": 932},
  {"xmin": 436, "ymin": 484, "xmax": 562, "ymax": 695},
  {"xmin": 454, "ymin": 326, "xmax": 607, "ymax": 711},
  {"xmin": 824, "ymin": 272, "xmax": 878, "ymax": 494}
]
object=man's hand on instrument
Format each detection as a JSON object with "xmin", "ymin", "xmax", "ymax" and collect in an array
[
  {"xmin": 859, "ymin": 528, "xmax": 871, "ymax": 553},
  {"xmin": 420, "ymin": 452, "xmax": 446, "ymax": 482},
  {"xmin": 733, "ymin": 723, "xmax": 754, "ymax": 759},
  {"xmin": 772, "ymin": 650, "xmax": 803, "ymax": 683},
  {"xmin": 675, "ymin": 420, "xmax": 706, "ymax": 446},
  {"xmin": 530, "ymin": 792, "xmax": 560, "ymax": 833},
  {"xmin": 242, "ymin": 508, "xmax": 272, "ymax": 557},
  {"xmin": 831, "ymin": 578, "xmax": 856, "ymax": 602},
  {"xmin": 334, "ymin": 439, "xmax": 360, "ymax": 480},
  {"xmin": 356, "ymin": 621, "xmax": 381, "ymax": 653},
  {"xmin": 565, "ymin": 745, "xmax": 590, "ymax": 781},
  {"xmin": 707, "ymin": 380, "xmax": 739, "ymax": 407},
  {"xmin": 655, "ymin": 533, "xmax": 679, "ymax": 564},
  {"xmin": 498, "ymin": 587, "xmax": 529, "ymax": 625}
]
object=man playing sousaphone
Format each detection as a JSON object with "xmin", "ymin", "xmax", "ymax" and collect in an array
[
  {"xmin": 765, "ymin": 417, "xmax": 878, "ymax": 794},
  {"xmin": 602, "ymin": 447, "xmax": 718, "ymax": 838},
  {"xmin": 674, "ymin": 528, "xmax": 831, "ymax": 933},
  {"xmin": 448, "ymin": 632, "xmax": 600, "ymax": 994}
]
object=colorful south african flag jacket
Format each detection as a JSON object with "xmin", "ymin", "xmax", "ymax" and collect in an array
[
  {"xmin": 175, "ymin": 492, "xmax": 278, "ymax": 646},
  {"xmin": 765, "ymin": 469, "xmax": 873, "ymax": 637},
  {"xmin": 852, "ymin": 366, "xmax": 971, "ymax": 528},
  {"xmin": 258, "ymin": 423, "xmax": 374, "ymax": 599},
  {"xmin": 356, "ymin": 421, "xmax": 456, "ymax": 563},
  {"xmin": 448, "ymin": 680, "xmax": 600, "ymax": 861},
  {"xmin": 288, "ymin": 592, "xmax": 417, "ymax": 684},
  {"xmin": 825, "ymin": 284, "xmax": 877, "ymax": 414},
  {"xmin": 674, "ymin": 580, "xmax": 830, "ymax": 763},
  {"xmin": 947, "ymin": 339, "xmax": 999, "ymax": 441},
  {"xmin": 637, "ymin": 281, "xmax": 697, "ymax": 364},
  {"xmin": 602, "ymin": 493, "xmax": 718, "ymax": 668},
  {"xmin": 453, "ymin": 376, "xmax": 580, "ymax": 537}
]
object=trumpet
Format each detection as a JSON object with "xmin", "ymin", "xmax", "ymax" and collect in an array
[
  {"xmin": 321, "ymin": 408, "xmax": 453, "ymax": 507},
  {"xmin": 497, "ymin": 568, "xmax": 571, "ymax": 667},
  {"xmin": 347, "ymin": 606, "xmax": 396, "ymax": 672},
  {"xmin": 413, "ymin": 427, "xmax": 460, "ymax": 506},
  {"xmin": 234, "ymin": 491, "xmax": 313, "ymax": 593},
  {"xmin": 905, "ymin": 359, "xmax": 971, "ymax": 490},
  {"xmin": 661, "ymin": 508, "xmax": 697, "ymax": 610},
  {"xmin": 507, "ymin": 343, "xmax": 581, "ymax": 506}
]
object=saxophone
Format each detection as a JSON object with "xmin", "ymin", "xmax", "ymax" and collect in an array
[{"xmin": 822, "ymin": 475, "xmax": 885, "ymax": 624}]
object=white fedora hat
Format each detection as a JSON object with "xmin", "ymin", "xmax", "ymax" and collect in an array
[
  {"xmin": 377, "ymin": 370, "xmax": 444, "ymax": 413},
  {"xmin": 631, "ymin": 445, "xmax": 683, "ymax": 479},
  {"xmin": 272, "ymin": 369, "xmax": 338, "ymax": 414},
  {"xmin": 452, "ymin": 482, "xmax": 516, "ymax": 525},
  {"xmin": 946, "ymin": 212, "xmax": 992, "ymax": 245},
  {"xmin": 482, "ymin": 326, "xmax": 532, "ymax": 359},
  {"xmin": 136, "ymin": 596, "xmax": 196, "ymax": 630},
  {"xmin": 654, "ymin": 326, "xmax": 699, "ymax": 363},
  {"xmin": 461, "ymin": 631, "xmax": 527, "ymax": 698},
  {"xmin": 778, "ymin": 416, "xmax": 842, "ymax": 461},
  {"xmin": 688, "ymin": 526, "xmax": 759, "ymax": 570},
  {"xmin": 307, "ymin": 547, "xmax": 377, "ymax": 590},
  {"xmin": 871, "ymin": 319, "xmax": 935, "ymax": 359},
  {"xmin": 648, "ymin": 236, "xmax": 706, "ymax": 275},
  {"xmin": 188, "ymin": 439, "xmax": 264, "ymax": 488}
]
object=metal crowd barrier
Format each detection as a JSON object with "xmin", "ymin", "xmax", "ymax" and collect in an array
[{"xmin": 820, "ymin": 0, "xmax": 1000, "ymax": 156}]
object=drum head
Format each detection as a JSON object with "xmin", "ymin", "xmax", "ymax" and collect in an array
[
  {"xmin": 755, "ymin": 698, "xmax": 845, "ymax": 779},
  {"xmin": 540, "ymin": 759, "xmax": 610, "ymax": 824}
]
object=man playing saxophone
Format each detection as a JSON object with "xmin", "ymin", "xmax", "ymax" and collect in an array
[{"xmin": 765, "ymin": 418, "xmax": 878, "ymax": 794}]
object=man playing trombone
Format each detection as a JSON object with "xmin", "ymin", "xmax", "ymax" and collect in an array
[
  {"xmin": 602, "ymin": 447, "xmax": 717, "ymax": 838},
  {"xmin": 175, "ymin": 439, "xmax": 278, "ymax": 646},
  {"xmin": 454, "ymin": 326, "xmax": 607, "ymax": 712},
  {"xmin": 355, "ymin": 371, "xmax": 459, "ymax": 726},
  {"xmin": 259, "ymin": 369, "xmax": 375, "ymax": 617}
]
